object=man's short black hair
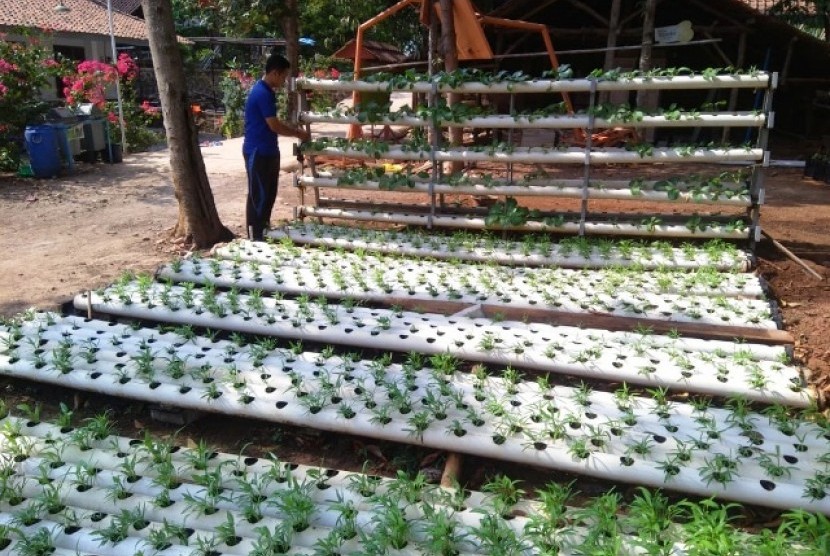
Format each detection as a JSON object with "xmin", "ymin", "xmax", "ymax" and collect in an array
[{"xmin": 265, "ymin": 53, "xmax": 290, "ymax": 74}]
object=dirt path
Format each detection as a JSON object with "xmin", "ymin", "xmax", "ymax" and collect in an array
[{"xmin": 0, "ymin": 136, "xmax": 297, "ymax": 316}]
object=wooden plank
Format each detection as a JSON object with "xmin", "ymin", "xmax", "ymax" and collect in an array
[
  {"xmin": 478, "ymin": 304, "xmax": 794, "ymax": 346},
  {"xmin": 355, "ymin": 295, "xmax": 794, "ymax": 346},
  {"xmin": 434, "ymin": 0, "xmax": 493, "ymax": 60}
]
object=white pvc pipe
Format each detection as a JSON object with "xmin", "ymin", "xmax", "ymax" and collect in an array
[
  {"xmin": 301, "ymin": 112, "xmax": 765, "ymax": 129},
  {"xmin": 312, "ymin": 170, "xmax": 749, "ymax": 193},
  {"xmin": 306, "ymin": 145, "xmax": 765, "ymax": 164},
  {"xmin": 70, "ymin": 288, "xmax": 804, "ymax": 405},
  {"xmin": 298, "ymin": 206, "xmax": 751, "ymax": 239},
  {"xmin": 297, "ymin": 176, "xmax": 750, "ymax": 206},
  {"xmin": 5, "ymin": 392, "xmax": 827, "ymax": 517},
  {"xmin": 296, "ymin": 73, "xmax": 771, "ymax": 94},
  {"xmin": 159, "ymin": 260, "xmax": 775, "ymax": 329},
  {"xmin": 70, "ymin": 286, "xmax": 788, "ymax": 361},
  {"xmin": 265, "ymin": 224, "xmax": 752, "ymax": 271},
  {"xmin": 212, "ymin": 242, "xmax": 764, "ymax": 298},
  {"xmin": 2, "ymin": 332, "xmax": 826, "ymax": 516}
]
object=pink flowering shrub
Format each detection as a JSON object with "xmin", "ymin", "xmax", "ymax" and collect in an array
[
  {"xmin": 62, "ymin": 52, "xmax": 159, "ymax": 150},
  {"xmin": 0, "ymin": 30, "xmax": 68, "ymax": 170},
  {"xmin": 62, "ymin": 53, "xmax": 138, "ymax": 110}
]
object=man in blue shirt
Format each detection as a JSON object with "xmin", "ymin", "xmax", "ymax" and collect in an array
[{"xmin": 242, "ymin": 53, "xmax": 310, "ymax": 241}]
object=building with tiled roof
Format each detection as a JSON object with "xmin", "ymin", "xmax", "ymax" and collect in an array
[
  {"xmin": 94, "ymin": 0, "xmax": 144, "ymax": 17},
  {"xmin": 0, "ymin": 0, "xmax": 154, "ymax": 101},
  {"xmin": 0, "ymin": 0, "xmax": 150, "ymax": 43}
]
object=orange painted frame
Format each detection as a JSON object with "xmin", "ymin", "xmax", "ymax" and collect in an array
[{"xmin": 347, "ymin": 0, "xmax": 574, "ymax": 138}]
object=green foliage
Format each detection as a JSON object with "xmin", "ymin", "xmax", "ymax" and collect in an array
[
  {"xmin": 219, "ymin": 63, "xmax": 256, "ymax": 139},
  {"xmin": 485, "ymin": 197, "xmax": 540, "ymax": 227},
  {"xmin": 0, "ymin": 30, "xmax": 68, "ymax": 170},
  {"xmin": 301, "ymin": 0, "xmax": 422, "ymax": 54}
]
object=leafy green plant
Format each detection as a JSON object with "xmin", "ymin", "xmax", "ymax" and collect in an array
[
  {"xmin": 485, "ymin": 197, "xmax": 540, "ymax": 228},
  {"xmin": 270, "ymin": 477, "xmax": 316, "ymax": 532}
]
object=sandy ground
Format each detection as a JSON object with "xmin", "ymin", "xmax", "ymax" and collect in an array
[{"xmin": 0, "ymin": 134, "xmax": 302, "ymax": 316}]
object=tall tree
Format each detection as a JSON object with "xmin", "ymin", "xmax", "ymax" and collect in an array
[{"xmin": 142, "ymin": 0, "xmax": 234, "ymax": 248}]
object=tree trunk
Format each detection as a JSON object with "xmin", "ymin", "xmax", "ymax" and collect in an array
[
  {"xmin": 601, "ymin": 0, "xmax": 622, "ymax": 103},
  {"xmin": 281, "ymin": 0, "xmax": 300, "ymax": 121},
  {"xmin": 439, "ymin": 0, "xmax": 463, "ymax": 174},
  {"xmin": 636, "ymin": 0, "xmax": 656, "ymax": 107},
  {"xmin": 636, "ymin": 0, "xmax": 657, "ymax": 141},
  {"xmin": 141, "ymin": 0, "xmax": 233, "ymax": 248}
]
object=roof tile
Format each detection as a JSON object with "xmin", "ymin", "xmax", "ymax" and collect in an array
[{"xmin": 0, "ymin": 0, "xmax": 148, "ymax": 41}]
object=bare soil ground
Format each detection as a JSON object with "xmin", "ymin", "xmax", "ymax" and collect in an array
[{"xmin": 1, "ymin": 134, "xmax": 829, "ymax": 497}]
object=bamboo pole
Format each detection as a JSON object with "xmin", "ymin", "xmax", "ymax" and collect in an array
[{"xmin": 762, "ymin": 230, "xmax": 824, "ymax": 281}]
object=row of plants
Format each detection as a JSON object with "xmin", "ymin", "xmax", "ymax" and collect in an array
[
  {"xmin": 1, "ymin": 314, "xmax": 828, "ymax": 510},
  {"xmin": 160, "ymin": 251, "xmax": 775, "ymax": 329},
  {"xmin": 213, "ymin": 239, "xmax": 762, "ymax": 298},
  {"xmin": 263, "ymin": 223, "xmax": 751, "ymax": 271},
  {"xmin": 298, "ymin": 66, "xmax": 769, "ymax": 92},
  {"xmin": 304, "ymin": 98, "xmax": 764, "ymax": 129},
  {"xmin": 298, "ymin": 204, "xmax": 750, "ymax": 240},
  {"xmin": 300, "ymin": 136, "xmax": 763, "ymax": 163},
  {"xmin": 310, "ymin": 167, "xmax": 751, "ymax": 204},
  {"xmin": 0, "ymin": 408, "xmax": 828, "ymax": 555},
  {"xmin": 68, "ymin": 283, "xmax": 805, "ymax": 405}
]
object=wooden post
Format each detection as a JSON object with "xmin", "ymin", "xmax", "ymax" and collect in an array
[
  {"xmin": 601, "ymin": 0, "xmax": 622, "ymax": 103},
  {"xmin": 440, "ymin": 0, "xmax": 464, "ymax": 175},
  {"xmin": 637, "ymin": 0, "xmax": 657, "ymax": 141},
  {"xmin": 636, "ymin": 0, "xmax": 656, "ymax": 108},
  {"xmin": 440, "ymin": 453, "xmax": 464, "ymax": 487},
  {"xmin": 762, "ymin": 230, "xmax": 824, "ymax": 281}
]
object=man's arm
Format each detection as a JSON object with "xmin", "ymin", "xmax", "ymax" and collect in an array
[{"xmin": 266, "ymin": 116, "xmax": 310, "ymax": 142}]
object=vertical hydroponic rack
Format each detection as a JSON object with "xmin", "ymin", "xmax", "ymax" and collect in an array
[{"xmin": 293, "ymin": 70, "xmax": 774, "ymax": 245}]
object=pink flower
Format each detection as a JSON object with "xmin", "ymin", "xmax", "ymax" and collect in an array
[
  {"xmin": 0, "ymin": 83, "xmax": 8, "ymax": 98},
  {"xmin": 0, "ymin": 59, "xmax": 18, "ymax": 74},
  {"xmin": 330, "ymin": 68, "xmax": 340, "ymax": 79},
  {"xmin": 140, "ymin": 100, "xmax": 160, "ymax": 117},
  {"xmin": 116, "ymin": 52, "xmax": 138, "ymax": 80},
  {"xmin": 107, "ymin": 111, "xmax": 118, "ymax": 123}
]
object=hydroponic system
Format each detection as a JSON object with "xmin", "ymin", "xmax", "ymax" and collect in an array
[
  {"xmin": 2, "ymin": 66, "xmax": 828, "ymax": 553},
  {"xmin": 293, "ymin": 67, "xmax": 772, "ymax": 244}
]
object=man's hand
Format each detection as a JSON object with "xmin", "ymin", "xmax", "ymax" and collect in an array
[{"xmin": 296, "ymin": 129, "xmax": 311, "ymax": 142}]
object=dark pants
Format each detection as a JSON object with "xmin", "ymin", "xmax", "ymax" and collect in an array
[{"xmin": 243, "ymin": 150, "xmax": 279, "ymax": 241}]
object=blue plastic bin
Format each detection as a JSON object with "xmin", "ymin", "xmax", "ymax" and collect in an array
[{"xmin": 24, "ymin": 125, "xmax": 61, "ymax": 178}]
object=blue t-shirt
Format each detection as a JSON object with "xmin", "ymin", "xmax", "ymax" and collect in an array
[{"xmin": 243, "ymin": 79, "xmax": 279, "ymax": 156}]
